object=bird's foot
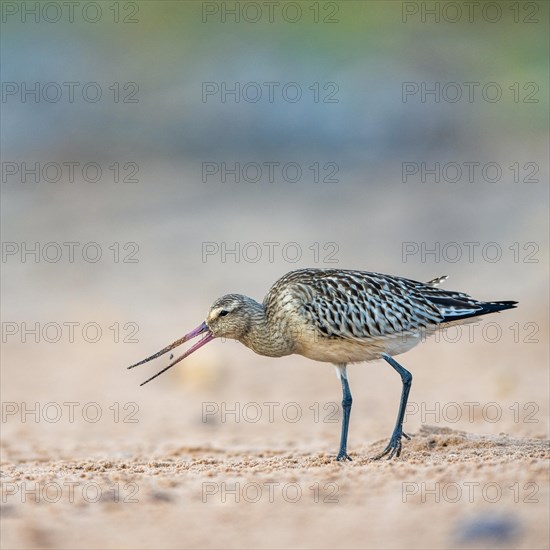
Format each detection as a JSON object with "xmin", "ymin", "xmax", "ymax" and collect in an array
[
  {"xmin": 336, "ymin": 450, "xmax": 353, "ymax": 462},
  {"xmin": 371, "ymin": 430, "xmax": 411, "ymax": 460}
]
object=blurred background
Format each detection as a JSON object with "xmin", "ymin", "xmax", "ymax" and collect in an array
[{"xmin": 1, "ymin": 1, "xmax": 549, "ymax": 549}]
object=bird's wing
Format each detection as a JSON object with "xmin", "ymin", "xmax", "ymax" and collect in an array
[{"xmin": 265, "ymin": 269, "xmax": 487, "ymax": 340}]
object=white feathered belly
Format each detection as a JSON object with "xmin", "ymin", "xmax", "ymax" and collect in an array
[
  {"xmin": 294, "ymin": 328, "xmax": 429, "ymax": 364},
  {"xmin": 294, "ymin": 316, "xmax": 485, "ymax": 364}
]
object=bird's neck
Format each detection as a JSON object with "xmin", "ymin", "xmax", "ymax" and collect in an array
[{"xmin": 239, "ymin": 301, "xmax": 295, "ymax": 358}]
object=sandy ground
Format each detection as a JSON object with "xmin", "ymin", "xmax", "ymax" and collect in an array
[
  {"xmin": 2, "ymin": 326, "xmax": 549, "ymax": 549},
  {"xmin": 1, "ymin": 425, "xmax": 549, "ymax": 550}
]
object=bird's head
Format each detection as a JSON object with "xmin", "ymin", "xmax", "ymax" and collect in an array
[
  {"xmin": 127, "ymin": 293, "xmax": 262, "ymax": 386},
  {"xmin": 205, "ymin": 293, "xmax": 259, "ymax": 340}
]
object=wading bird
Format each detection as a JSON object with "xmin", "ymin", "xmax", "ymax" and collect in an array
[{"xmin": 128, "ymin": 269, "xmax": 516, "ymax": 461}]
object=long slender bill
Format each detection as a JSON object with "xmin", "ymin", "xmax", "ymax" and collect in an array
[
  {"xmin": 138, "ymin": 331, "xmax": 215, "ymax": 386},
  {"xmin": 127, "ymin": 322, "xmax": 209, "ymax": 370}
]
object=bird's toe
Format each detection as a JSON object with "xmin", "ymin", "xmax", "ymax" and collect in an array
[
  {"xmin": 371, "ymin": 430, "xmax": 408, "ymax": 461},
  {"xmin": 336, "ymin": 451, "xmax": 353, "ymax": 462}
]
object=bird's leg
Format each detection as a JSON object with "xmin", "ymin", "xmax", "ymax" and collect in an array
[
  {"xmin": 372, "ymin": 354, "xmax": 412, "ymax": 460},
  {"xmin": 335, "ymin": 364, "xmax": 353, "ymax": 461}
]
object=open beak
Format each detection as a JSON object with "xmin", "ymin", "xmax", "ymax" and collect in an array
[{"xmin": 127, "ymin": 322, "xmax": 214, "ymax": 386}]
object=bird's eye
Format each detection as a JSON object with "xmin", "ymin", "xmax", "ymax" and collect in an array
[{"xmin": 218, "ymin": 310, "xmax": 229, "ymax": 317}]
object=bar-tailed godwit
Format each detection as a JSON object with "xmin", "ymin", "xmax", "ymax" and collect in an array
[{"xmin": 128, "ymin": 269, "xmax": 517, "ymax": 460}]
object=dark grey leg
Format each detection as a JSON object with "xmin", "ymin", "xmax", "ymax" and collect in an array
[
  {"xmin": 336, "ymin": 365, "xmax": 353, "ymax": 461},
  {"xmin": 372, "ymin": 354, "xmax": 412, "ymax": 460}
]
